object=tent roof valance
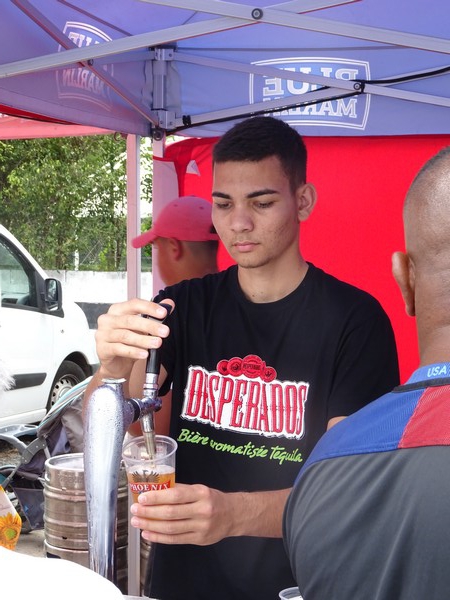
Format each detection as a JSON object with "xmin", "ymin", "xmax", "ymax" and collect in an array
[{"xmin": 0, "ymin": 0, "xmax": 449, "ymax": 138}]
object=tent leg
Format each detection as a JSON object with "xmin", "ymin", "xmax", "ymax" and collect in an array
[
  {"xmin": 126, "ymin": 134, "xmax": 141, "ymax": 300},
  {"xmin": 151, "ymin": 135, "xmax": 170, "ymax": 296}
]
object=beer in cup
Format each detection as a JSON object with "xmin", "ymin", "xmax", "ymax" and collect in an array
[{"xmin": 122, "ymin": 435, "xmax": 177, "ymax": 503}]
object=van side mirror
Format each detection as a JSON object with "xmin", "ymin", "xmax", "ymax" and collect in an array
[{"xmin": 44, "ymin": 278, "xmax": 62, "ymax": 312}]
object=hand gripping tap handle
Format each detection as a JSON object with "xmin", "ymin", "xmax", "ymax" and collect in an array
[
  {"xmin": 140, "ymin": 302, "xmax": 172, "ymax": 458},
  {"xmin": 145, "ymin": 301, "xmax": 173, "ymax": 379}
]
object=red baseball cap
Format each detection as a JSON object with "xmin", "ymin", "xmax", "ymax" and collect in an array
[{"xmin": 132, "ymin": 195, "xmax": 219, "ymax": 248}]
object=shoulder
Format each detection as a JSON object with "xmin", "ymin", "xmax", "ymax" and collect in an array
[
  {"xmin": 308, "ymin": 264, "xmax": 388, "ymax": 317},
  {"xmin": 299, "ymin": 387, "xmax": 403, "ymax": 474},
  {"xmin": 310, "ymin": 264, "xmax": 377, "ymax": 300}
]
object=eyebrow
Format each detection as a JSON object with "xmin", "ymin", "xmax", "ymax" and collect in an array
[{"xmin": 212, "ymin": 188, "xmax": 278, "ymax": 200}]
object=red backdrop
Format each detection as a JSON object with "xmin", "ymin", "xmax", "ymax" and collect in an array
[{"xmin": 163, "ymin": 134, "xmax": 450, "ymax": 383}]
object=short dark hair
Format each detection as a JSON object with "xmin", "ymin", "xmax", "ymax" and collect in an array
[{"xmin": 212, "ymin": 116, "xmax": 307, "ymax": 193}]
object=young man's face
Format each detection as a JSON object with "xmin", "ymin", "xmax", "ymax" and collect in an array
[{"xmin": 211, "ymin": 156, "xmax": 302, "ymax": 270}]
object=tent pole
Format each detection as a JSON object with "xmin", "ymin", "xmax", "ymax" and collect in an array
[
  {"xmin": 151, "ymin": 135, "xmax": 167, "ymax": 297},
  {"xmin": 125, "ymin": 135, "xmax": 142, "ymax": 596},
  {"xmin": 126, "ymin": 134, "xmax": 141, "ymax": 301}
]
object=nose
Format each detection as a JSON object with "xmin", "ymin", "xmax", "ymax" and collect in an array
[{"xmin": 230, "ymin": 204, "xmax": 254, "ymax": 233}]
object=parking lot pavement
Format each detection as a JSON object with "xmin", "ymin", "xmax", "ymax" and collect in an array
[{"xmin": 16, "ymin": 527, "xmax": 45, "ymax": 557}]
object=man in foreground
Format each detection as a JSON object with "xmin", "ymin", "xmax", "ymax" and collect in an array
[
  {"xmin": 284, "ymin": 146, "xmax": 450, "ymax": 600},
  {"xmin": 86, "ymin": 116, "xmax": 399, "ymax": 599}
]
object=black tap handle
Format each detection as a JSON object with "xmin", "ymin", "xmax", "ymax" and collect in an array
[{"xmin": 145, "ymin": 302, "xmax": 172, "ymax": 375}]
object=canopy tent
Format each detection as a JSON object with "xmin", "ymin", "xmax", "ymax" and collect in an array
[
  {"xmin": 0, "ymin": 0, "xmax": 449, "ymax": 381},
  {"xmin": 1, "ymin": 4, "xmax": 449, "ymax": 593},
  {"xmin": 0, "ymin": 113, "xmax": 111, "ymax": 139},
  {"xmin": 0, "ymin": 0, "xmax": 449, "ymax": 138}
]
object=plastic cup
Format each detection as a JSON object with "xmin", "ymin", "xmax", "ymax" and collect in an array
[
  {"xmin": 122, "ymin": 435, "xmax": 177, "ymax": 502},
  {"xmin": 278, "ymin": 587, "xmax": 303, "ymax": 599}
]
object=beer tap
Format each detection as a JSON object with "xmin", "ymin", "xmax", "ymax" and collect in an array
[
  {"xmin": 139, "ymin": 305, "xmax": 169, "ymax": 459},
  {"xmin": 83, "ymin": 302, "xmax": 171, "ymax": 586}
]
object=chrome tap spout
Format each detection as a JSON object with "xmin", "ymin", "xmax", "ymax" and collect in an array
[
  {"xmin": 83, "ymin": 303, "xmax": 171, "ymax": 586},
  {"xmin": 83, "ymin": 378, "xmax": 139, "ymax": 583}
]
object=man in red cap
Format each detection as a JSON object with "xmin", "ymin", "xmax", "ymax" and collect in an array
[
  {"xmin": 132, "ymin": 195, "xmax": 219, "ymax": 286},
  {"xmin": 131, "ymin": 195, "xmax": 219, "ymax": 468}
]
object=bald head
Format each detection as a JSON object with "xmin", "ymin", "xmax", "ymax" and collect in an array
[
  {"xmin": 394, "ymin": 146, "xmax": 450, "ymax": 364},
  {"xmin": 404, "ymin": 146, "xmax": 450, "ymax": 264}
]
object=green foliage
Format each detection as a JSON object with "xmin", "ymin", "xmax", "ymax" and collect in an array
[
  {"xmin": 0, "ymin": 135, "xmax": 153, "ymax": 270},
  {"xmin": 139, "ymin": 214, "xmax": 153, "ymax": 272}
]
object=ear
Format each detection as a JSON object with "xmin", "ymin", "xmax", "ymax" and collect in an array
[
  {"xmin": 392, "ymin": 251, "xmax": 416, "ymax": 317},
  {"xmin": 167, "ymin": 238, "xmax": 183, "ymax": 261},
  {"xmin": 296, "ymin": 183, "xmax": 317, "ymax": 222}
]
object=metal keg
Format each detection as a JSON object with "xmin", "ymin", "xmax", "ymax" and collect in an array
[{"xmin": 43, "ymin": 453, "xmax": 128, "ymax": 592}]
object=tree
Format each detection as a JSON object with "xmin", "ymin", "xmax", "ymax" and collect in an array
[{"xmin": 0, "ymin": 135, "xmax": 153, "ymax": 270}]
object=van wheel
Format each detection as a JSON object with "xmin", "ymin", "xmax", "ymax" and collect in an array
[{"xmin": 47, "ymin": 361, "xmax": 86, "ymax": 411}]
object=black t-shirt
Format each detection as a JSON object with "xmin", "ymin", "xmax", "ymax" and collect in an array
[{"xmin": 150, "ymin": 264, "xmax": 399, "ymax": 600}]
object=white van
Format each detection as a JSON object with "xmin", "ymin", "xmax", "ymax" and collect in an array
[{"xmin": 0, "ymin": 224, "xmax": 98, "ymax": 427}]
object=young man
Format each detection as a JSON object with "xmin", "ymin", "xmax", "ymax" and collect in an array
[
  {"xmin": 283, "ymin": 147, "xmax": 450, "ymax": 600},
  {"xmin": 132, "ymin": 195, "xmax": 218, "ymax": 286},
  {"xmin": 87, "ymin": 116, "xmax": 399, "ymax": 600}
]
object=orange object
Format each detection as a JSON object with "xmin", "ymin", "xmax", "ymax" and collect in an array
[{"xmin": 0, "ymin": 485, "xmax": 22, "ymax": 550}]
